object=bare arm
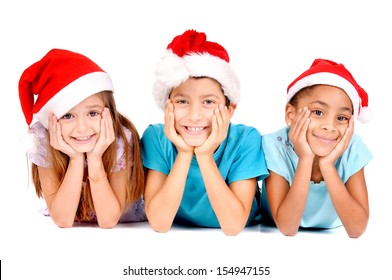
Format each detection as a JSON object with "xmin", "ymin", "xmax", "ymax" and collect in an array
[
  {"xmin": 196, "ymin": 153, "xmax": 257, "ymax": 235},
  {"xmin": 86, "ymin": 108, "xmax": 126, "ymax": 228},
  {"xmin": 39, "ymin": 157, "xmax": 129, "ymax": 229},
  {"xmin": 319, "ymin": 117, "xmax": 369, "ymax": 237},
  {"xmin": 144, "ymin": 151, "xmax": 193, "ymax": 232},
  {"xmin": 87, "ymin": 160, "xmax": 128, "ymax": 229},
  {"xmin": 194, "ymin": 104, "xmax": 255, "ymax": 235},
  {"xmin": 265, "ymin": 159, "xmax": 313, "ymax": 236},
  {"xmin": 320, "ymin": 166, "xmax": 369, "ymax": 238},
  {"xmin": 144, "ymin": 100, "xmax": 194, "ymax": 232},
  {"xmin": 38, "ymin": 156, "xmax": 84, "ymax": 228},
  {"xmin": 41, "ymin": 113, "xmax": 85, "ymax": 227},
  {"xmin": 267, "ymin": 107, "xmax": 314, "ymax": 236}
]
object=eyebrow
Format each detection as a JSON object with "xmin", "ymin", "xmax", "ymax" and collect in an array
[
  {"xmin": 66, "ymin": 104, "xmax": 103, "ymax": 115},
  {"xmin": 200, "ymin": 94, "xmax": 221, "ymax": 100},
  {"xmin": 309, "ymin": 100, "xmax": 352, "ymax": 113},
  {"xmin": 170, "ymin": 93, "xmax": 187, "ymax": 98},
  {"xmin": 85, "ymin": 104, "xmax": 104, "ymax": 109},
  {"xmin": 171, "ymin": 92, "xmax": 221, "ymax": 99}
]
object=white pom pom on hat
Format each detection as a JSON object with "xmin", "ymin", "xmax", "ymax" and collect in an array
[
  {"xmin": 19, "ymin": 129, "xmax": 39, "ymax": 154},
  {"xmin": 287, "ymin": 58, "xmax": 372, "ymax": 123},
  {"xmin": 152, "ymin": 29, "xmax": 240, "ymax": 110}
]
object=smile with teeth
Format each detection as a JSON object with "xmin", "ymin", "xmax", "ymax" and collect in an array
[
  {"xmin": 72, "ymin": 135, "xmax": 93, "ymax": 142},
  {"xmin": 184, "ymin": 126, "xmax": 207, "ymax": 135}
]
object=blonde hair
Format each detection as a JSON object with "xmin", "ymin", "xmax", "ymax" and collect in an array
[{"xmin": 31, "ymin": 91, "xmax": 144, "ymax": 222}]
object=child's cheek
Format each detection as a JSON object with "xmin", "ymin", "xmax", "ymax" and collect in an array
[{"xmin": 205, "ymin": 107, "xmax": 216, "ymax": 119}]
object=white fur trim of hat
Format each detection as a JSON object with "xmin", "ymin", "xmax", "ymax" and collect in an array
[{"xmin": 152, "ymin": 29, "xmax": 240, "ymax": 110}]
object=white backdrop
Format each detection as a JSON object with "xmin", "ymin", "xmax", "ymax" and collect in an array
[{"xmin": 1, "ymin": 1, "xmax": 390, "ymax": 279}]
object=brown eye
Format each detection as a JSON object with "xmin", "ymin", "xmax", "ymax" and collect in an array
[
  {"xmin": 203, "ymin": 100, "xmax": 215, "ymax": 105},
  {"xmin": 338, "ymin": 116, "xmax": 349, "ymax": 121},
  {"xmin": 175, "ymin": 99, "xmax": 188, "ymax": 104},
  {"xmin": 314, "ymin": 110, "xmax": 323, "ymax": 116}
]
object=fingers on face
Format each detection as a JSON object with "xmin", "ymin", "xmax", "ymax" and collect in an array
[
  {"xmin": 215, "ymin": 104, "xmax": 228, "ymax": 126},
  {"xmin": 296, "ymin": 107, "xmax": 310, "ymax": 132},
  {"xmin": 343, "ymin": 117, "xmax": 354, "ymax": 141},
  {"xmin": 164, "ymin": 101, "xmax": 175, "ymax": 124},
  {"xmin": 102, "ymin": 108, "xmax": 115, "ymax": 141},
  {"xmin": 289, "ymin": 107, "xmax": 310, "ymax": 138}
]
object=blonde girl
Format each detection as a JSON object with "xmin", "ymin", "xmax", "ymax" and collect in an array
[{"xmin": 19, "ymin": 49, "xmax": 146, "ymax": 228}]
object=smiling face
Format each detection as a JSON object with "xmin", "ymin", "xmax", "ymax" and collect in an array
[
  {"xmin": 286, "ymin": 85, "xmax": 353, "ymax": 157},
  {"xmin": 170, "ymin": 77, "xmax": 235, "ymax": 147},
  {"xmin": 58, "ymin": 93, "xmax": 104, "ymax": 153}
]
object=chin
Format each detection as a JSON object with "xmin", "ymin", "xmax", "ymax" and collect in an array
[
  {"xmin": 184, "ymin": 137, "xmax": 207, "ymax": 147},
  {"xmin": 73, "ymin": 148, "xmax": 93, "ymax": 154},
  {"xmin": 312, "ymin": 148, "xmax": 334, "ymax": 158},
  {"xmin": 69, "ymin": 143, "xmax": 96, "ymax": 154}
]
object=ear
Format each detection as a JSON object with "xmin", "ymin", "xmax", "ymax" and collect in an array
[
  {"xmin": 285, "ymin": 103, "xmax": 296, "ymax": 126},
  {"xmin": 227, "ymin": 103, "xmax": 237, "ymax": 119}
]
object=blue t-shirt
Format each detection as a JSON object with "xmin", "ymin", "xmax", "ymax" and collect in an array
[
  {"xmin": 260, "ymin": 126, "xmax": 373, "ymax": 229},
  {"xmin": 141, "ymin": 123, "xmax": 269, "ymax": 228}
]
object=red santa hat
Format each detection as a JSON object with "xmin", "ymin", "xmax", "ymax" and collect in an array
[
  {"xmin": 19, "ymin": 48, "xmax": 114, "ymax": 129},
  {"xmin": 287, "ymin": 58, "xmax": 371, "ymax": 123},
  {"xmin": 152, "ymin": 29, "xmax": 240, "ymax": 110}
]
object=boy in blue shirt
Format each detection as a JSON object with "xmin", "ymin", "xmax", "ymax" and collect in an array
[{"xmin": 141, "ymin": 29, "xmax": 268, "ymax": 235}]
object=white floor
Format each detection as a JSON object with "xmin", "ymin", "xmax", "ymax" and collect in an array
[{"xmin": 1, "ymin": 190, "xmax": 388, "ymax": 280}]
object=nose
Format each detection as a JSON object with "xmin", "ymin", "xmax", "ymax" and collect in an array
[
  {"xmin": 188, "ymin": 104, "xmax": 202, "ymax": 122},
  {"xmin": 76, "ymin": 117, "xmax": 87, "ymax": 132},
  {"xmin": 320, "ymin": 117, "xmax": 336, "ymax": 132}
]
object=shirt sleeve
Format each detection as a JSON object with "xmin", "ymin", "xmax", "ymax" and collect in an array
[
  {"xmin": 227, "ymin": 127, "xmax": 269, "ymax": 184},
  {"xmin": 27, "ymin": 122, "xmax": 52, "ymax": 168},
  {"xmin": 261, "ymin": 129, "xmax": 296, "ymax": 184},
  {"xmin": 338, "ymin": 134, "xmax": 373, "ymax": 183},
  {"xmin": 141, "ymin": 124, "xmax": 172, "ymax": 175}
]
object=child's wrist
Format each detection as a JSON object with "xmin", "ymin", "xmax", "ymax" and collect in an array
[{"xmin": 87, "ymin": 172, "xmax": 107, "ymax": 182}]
